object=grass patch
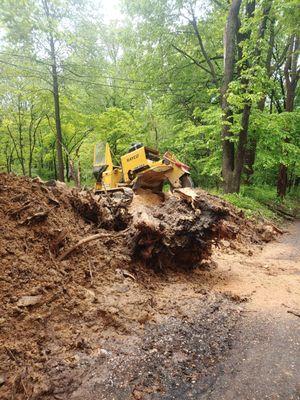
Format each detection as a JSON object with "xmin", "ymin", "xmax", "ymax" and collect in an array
[
  {"xmin": 213, "ymin": 185, "xmax": 299, "ymax": 221},
  {"xmin": 221, "ymin": 192, "xmax": 278, "ymax": 221}
]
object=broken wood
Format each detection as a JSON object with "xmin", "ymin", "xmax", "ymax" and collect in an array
[
  {"xmin": 88, "ymin": 261, "xmax": 94, "ymax": 284},
  {"xmin": 9, "ymin": 201, "xmax": 31, "ymax": 217},
  {"xmin": 263, "ymin": 202, "xmax": 295, "ymax": 220},
  {"xmin": 58, "ymin": 233, "xmax": 104, "ymax": 260},
  {"xmin": 121, "ymin": 269, "xmax": 136, "ymax": 281},
  {"xmin": 174, "ymin": 188, "xmax": 198, "ymax": 210},
  {"xmin": 287, "ymin": 310, "xmax": 300, "ymax": 318},
  {"xmin": 19, "ymin": 211, "xmax": 49, "ymax": 225},
  {"xmin": 265, "ymin": 222, "xmax": 284, "ymax": 234},
  {"xmin": 58, "ymin": 228, "xmax": 130, "ymax": 261},
  {"xmin": 47, "ymin": 194, "xmax": 60, "ymax": 206}
]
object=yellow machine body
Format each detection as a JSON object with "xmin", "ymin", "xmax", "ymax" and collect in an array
[
  {"xmin": 93, "ymin": 143, "xmax": 122, "ymax": 191},
  {"xmin": 93, "ymin": 142, "xmax": 192, "ymax": 192}
]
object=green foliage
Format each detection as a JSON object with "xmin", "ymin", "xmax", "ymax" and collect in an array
[
  {"xmin": 79, "ymin": 107, "xmax": 142, "ymax": 183},
  {"xmin": 159, "ymin": 105, "xmax": 222, "ymax": 186},
  {"xmin": 0, "ymin": 0, "xmax": 299, "ymax": 201},
  {"xmin": 252, "ymin": 111, "xmax": 300, "ymax": 184}
]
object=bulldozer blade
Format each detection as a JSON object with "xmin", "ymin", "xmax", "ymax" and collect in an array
[
  {"xmin": 133, "ymin": 169, "xmax": 168, "ymax": 190},
  {"xmin": 95, "ymin": 186, "xmax": 134, "ymax": 200}
]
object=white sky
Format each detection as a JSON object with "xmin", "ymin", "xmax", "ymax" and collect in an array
[
  {"xmin": 101, "ymin": 0, "xmax": 124, "ymax": 22},
  {"xmin": 99, "ymin": 0, "xmax": 210, "ymax": 23}
]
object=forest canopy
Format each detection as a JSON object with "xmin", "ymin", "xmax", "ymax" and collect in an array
[{"xmin": 0, "ymin": 0, "xmax": 299, "ymax": 197}]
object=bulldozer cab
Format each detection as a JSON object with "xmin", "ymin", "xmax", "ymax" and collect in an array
[
  {"xmin": 93, "ymin": 142, "xmax": 123, "ymax": 191},
  {"xmin": 93, "ymin": 142, "xmax": 112, "ymax": 180},
  {"xmin": 94, "ymin": 142, "xmax": 107, "ymax": 166}
]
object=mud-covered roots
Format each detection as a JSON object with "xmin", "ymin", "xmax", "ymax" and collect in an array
[
  {"xmin": 0, "ymin": 174, "xmax": 279, "ymax": 274},
  {"xmin": 130, "ymin": 191, "xmax": 231, "ymax": 269},
  {"xmin": 70, "ymin": 190, "xmax": 132, "ymax": 231}
]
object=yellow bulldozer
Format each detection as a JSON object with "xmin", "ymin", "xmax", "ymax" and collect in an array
[{"xmin": 93, "ymin": 142, "xmax": 193, "ymax": 193}]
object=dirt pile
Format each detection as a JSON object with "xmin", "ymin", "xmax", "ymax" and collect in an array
[{"xmin": 0, "ymin": 173, "xmax": 279, "ymax": 399}]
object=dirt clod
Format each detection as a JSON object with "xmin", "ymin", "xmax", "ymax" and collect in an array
[{"xmin": 16, "ymin": 295, "xmax": 43, "ymax": 307}]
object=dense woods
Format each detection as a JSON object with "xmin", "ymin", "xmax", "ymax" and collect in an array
[{"xmin": 0, "ymin": 0, "xmax": 299, "ymax": 198}]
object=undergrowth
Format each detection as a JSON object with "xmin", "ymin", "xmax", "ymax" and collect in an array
[{"xmin": 216, "ymin": 185, "xmax": 299, "ymax": 221}]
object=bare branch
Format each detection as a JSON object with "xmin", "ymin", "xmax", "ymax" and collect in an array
[
  {"xmin": 171, "ymin": 44, "xmax": 212, "ymax": 75},
  {"xmin": 190, "ymin": 13, "xmax": 218, "ymax": 84}
]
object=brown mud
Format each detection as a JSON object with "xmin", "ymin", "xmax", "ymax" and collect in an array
[{"xmin": 0, "ymin": 173, "xmax": 294, "ymax": 400}]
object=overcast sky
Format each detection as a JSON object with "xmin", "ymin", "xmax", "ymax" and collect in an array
[{"xmin": 101, "ymin": 0, "xmax": 123, "ymax": 22}]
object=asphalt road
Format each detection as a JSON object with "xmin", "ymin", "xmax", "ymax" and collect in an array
[{"xmin": 204, "ymin": 221, "xmax": 300, "ymax": 400}]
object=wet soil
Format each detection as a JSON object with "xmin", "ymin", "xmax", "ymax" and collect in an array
[
  {"xmin": 0, "ymin": 173, "xmax": 298, "ymax": 400},
  {"xmin": 64, "ymin": 222, "xmax": 300, "ymax": 400},
  {"xmin": 69, "ymin": 294, "xmax": 240, "ymax": 400}
]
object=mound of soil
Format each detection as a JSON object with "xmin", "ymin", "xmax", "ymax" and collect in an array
[{"xmin": 0, "ymin": 173, "xmax": 279, "ymax": 399}]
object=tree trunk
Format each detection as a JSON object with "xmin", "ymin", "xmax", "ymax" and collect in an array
[
  {"xmin": 50, "ymin": 38, "xmax": 64, "ymax": 182},
  {"xmin": 221, "ymin": 0, "xmax": 242, "ymax": 192},
  {"xmin": 7, "ymin": 124, "xmax": 25, "ymax": 176},
  {"xmin": 65, "ymin": 153, "xmax": 70, "ymax": 181},
  {"xmin": 190, "ymin": 14, "xmax": 218, "ymax": 85},
  {"xmin": 277, "ymin": 35, "xmax": 299, "ymax": 197},
  {"xmin": 52, "ymin": 149, "xmax": 57, "ymax": 180},
  {"xmin": 4, "ymin": 145, "xmax": 14, "ymax": 173},
  {"xmin": 222, "ymin": 0, "xmax": 256, "ymax": 193},
  {"xmin": 244, "ymin": 6, "xmax": 274, "ymax": 182},
  {"xmin": 43, "ymin": 0, "xmax": 64, "ymax": 182},
  {"xmin": 277, "ymin": 164, "xmax": 288, "ymax": 198},
  {"xmin": 234, "ymin": 103, "xmax": 252, "ymax": 192},
  {"xmin": 232, "ymin": 0, "xmax": 256, "ymax": 190},
  {"xmin": 17, "ymin": 97, "xmax": 26, "ymax": 175},
  {"xmin": 288, "ymin": 164, "xmax": 296, "ymax": 192},
  {"xmin": 77, "ymin": 157, "xmax": 81, "ymax": 188}
]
